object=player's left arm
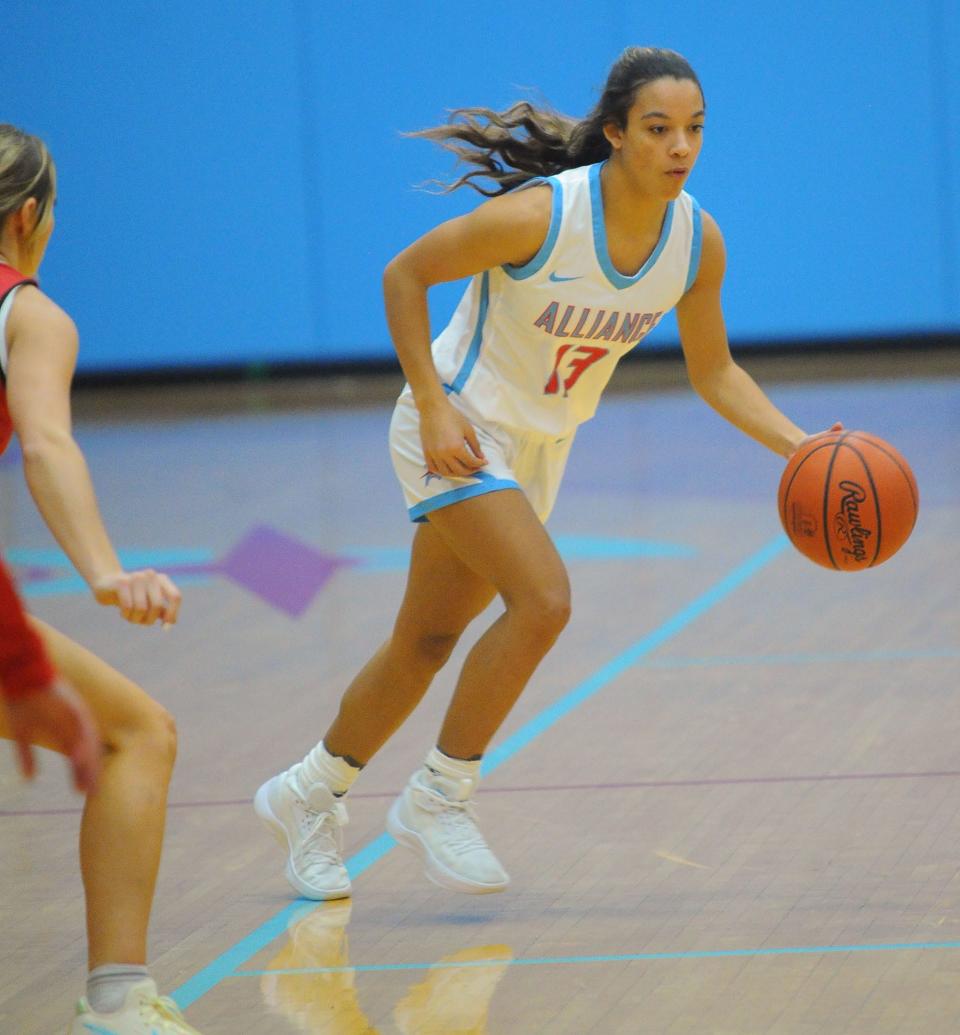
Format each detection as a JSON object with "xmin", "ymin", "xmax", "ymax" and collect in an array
[{"xmin": 676, "ymin": 211, "xmax": 811, "ymax": 458}]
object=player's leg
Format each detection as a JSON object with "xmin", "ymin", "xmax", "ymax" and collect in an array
[
  {"xmin": 255, "ymin": 520, "xmax": 497, "ymax": 900},
  {"xmin": 428, "ymin": 487, "xmax": 570, "ymax": 759},
  {"xmin": 388, "ymin": 486, "xmax": 570, "ymax": 894},
  {"xmin": 0, "ymin": 618, "xmax": 199, "ymax": 1032},
  {"xmin": 324, "ymin": 520, "xmax": 498, "ymax": 762},
  {"xmin": 29, "ymin": 618, "xmax": 176, "ymax": 970}
]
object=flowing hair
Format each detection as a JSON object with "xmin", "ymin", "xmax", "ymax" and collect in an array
[{"xmin": 409, "ymin": 47, "xmax": 703, "ymax": 196}]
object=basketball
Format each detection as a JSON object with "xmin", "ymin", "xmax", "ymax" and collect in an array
[{"xmin": 778, "ymin": 430, "xmax": 918, "ymax": 570}]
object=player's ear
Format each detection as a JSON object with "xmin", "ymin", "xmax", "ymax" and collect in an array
[
  {"xmin": 603, "ymin": 120, "xmax": 623, "ymax": 152},
  {"xmin": 12, "ymin": 197, "xmax": 39, "ymax": 239}
]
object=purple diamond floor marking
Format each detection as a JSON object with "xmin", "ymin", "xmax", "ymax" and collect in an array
[{"xmin": 215, "ymin": 525, "xmax": 357, "ymax": 617}]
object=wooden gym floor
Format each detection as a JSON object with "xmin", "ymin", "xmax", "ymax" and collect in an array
[{"xmin": 1, "ymin": 349, "xmax": 958, "ymax": 1034}]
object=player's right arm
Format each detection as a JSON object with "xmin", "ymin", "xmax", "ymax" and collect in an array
[
  {"xmin": 383, "ymin": 186, "xmax": 552, "ymax": 478},
  {"xmin": 5, "ymin": 287, "xmax": 180, "ymax": 626}
]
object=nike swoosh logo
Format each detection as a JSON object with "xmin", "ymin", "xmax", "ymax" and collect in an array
[{"xmin": 548, "ymin": 272, "xmax": 583, "ymax": 283}]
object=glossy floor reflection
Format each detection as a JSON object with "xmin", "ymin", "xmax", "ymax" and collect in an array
[{"xmin": 261, "ymin": 900, "xmax": 512, "ymax": 1035}]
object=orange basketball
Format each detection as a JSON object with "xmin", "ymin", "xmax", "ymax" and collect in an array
[{"xmin": 778, "ymin": 430, "xmax": 918, "ymax": 571}]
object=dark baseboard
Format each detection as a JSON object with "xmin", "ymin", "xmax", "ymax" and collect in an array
[{"xmin": 71, "ymin": 332, "xmax": 960, "ymax": 393}]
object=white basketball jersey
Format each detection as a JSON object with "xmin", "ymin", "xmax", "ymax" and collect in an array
[{"xmin": 431, "ymin": 161, "xmax": 702, "ymax": 437}]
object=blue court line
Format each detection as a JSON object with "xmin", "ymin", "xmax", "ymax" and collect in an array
[
  {"xmin": 237, "ymin": 937, "xmax": 960, "ymax": 976},
  {"xmin": 7, "ymin": 547, "xmax": 215, "ymax": 566},
  {"xmin": 346, "ymin": 535, "xmax": 695, "ymax": 572},
  {"xmin": 9, "ymin": 547, "xmax": 216, "ymax": 599},
  {"xmin": 171, "ymin": 534, "xmax": 789, "ymax": 1010},
  {"xmin": 482, "ymin": 535, "xmax": 789, "ymax": 774},
  {"xmin": 22, "ymin": 573, "xmax": 212, "ymax": 598}
]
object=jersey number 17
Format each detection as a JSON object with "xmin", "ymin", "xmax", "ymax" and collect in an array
[{"xmin": 544, "ymin": 344, "xmax": 610, "ymax": 396}]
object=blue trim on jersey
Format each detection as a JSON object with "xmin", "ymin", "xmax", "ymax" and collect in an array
[
  {"xmin": 684, "ymin": 195, "xmax": 703, "ymax": 294},
  {"xmin": 409, "ymin": 471, "xmax": 520, "ymax": 523},
  {"xmin": 589, "ymin": 162, "xmax": 674, "ymax": 291},
  {"xmin": 502, "ymin": 176, "xmax": 563, "ymax": 280},
  {"xmin": 447, "ymin": 271, "xmax": 490, "ymax": 394}
]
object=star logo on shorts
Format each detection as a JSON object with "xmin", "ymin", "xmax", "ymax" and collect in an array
[{"xmin": 422, "ymin": 469, "xmax": 441, "ymax": 485}]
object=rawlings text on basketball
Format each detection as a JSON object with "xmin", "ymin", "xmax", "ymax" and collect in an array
[{"xmin": 834, "ymin": 480, "xmax": 873, "ymax": 563}]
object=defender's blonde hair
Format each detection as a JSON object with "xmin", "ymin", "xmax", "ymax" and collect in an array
[{"xmin": 0, "ymin": 124, "xmax": 56, "ymax": 237}]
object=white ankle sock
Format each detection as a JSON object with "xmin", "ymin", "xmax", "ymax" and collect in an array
[
  {"xmin": 424, "ymin": 746, "xmax": 481, "ymax": 790},
  {"xmin": 86, "ymin": 964, "xmax": 150, "ymax": 1013},
  {"xmin": 294, "ymin": 741, "xmax": 362, "ymax": 798}
]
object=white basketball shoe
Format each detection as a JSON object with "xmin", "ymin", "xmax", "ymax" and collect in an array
[
  {"xmin": 386, "ymin": 768, "xmax": 509, "ymax": 894},
  {"xmin": 254, "ymin": 769, "xmax": 352, "ymax": 900},
  {"xmin": 68, "ymin": 979, "xmax": 202, "ymax": 1034}
]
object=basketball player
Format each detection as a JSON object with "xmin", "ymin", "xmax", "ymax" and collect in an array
[
  {"xmin": 256, "ymin": 47, "xmax": 837, "ymax": 900},
  {"xmin": 0, "ymin": 124, "xmax": 201, "ymax": 1034}
]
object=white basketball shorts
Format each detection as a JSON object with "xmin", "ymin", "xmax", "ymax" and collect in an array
[{"xmin": 389, "ymin": 389, "xmax": 575, "ymax": 523}]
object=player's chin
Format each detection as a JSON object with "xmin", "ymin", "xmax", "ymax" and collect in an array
[{"xmin": 662, "ymin": 176, "xmax": 687, "ymax": 198}]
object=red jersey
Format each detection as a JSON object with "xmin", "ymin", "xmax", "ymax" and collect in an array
[
  {"xmin": 0, "ymin": 262, "xmax": 37, "ymax": 456},
  {"xmin": 0, "ymin": 265, "xmax": 53, "ymax": 698},
  {"xmin": 0, "ymin": 557, "xmax": 54, "ymax": 699}
]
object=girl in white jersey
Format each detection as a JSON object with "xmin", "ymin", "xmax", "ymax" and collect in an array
[
  {"xmin": 256, "ymin": 47, "xmax": 837, "ymax": 899},
  {"xmin": 0, "ymin": 125, "xmax": 201, "ymax": 1035}
]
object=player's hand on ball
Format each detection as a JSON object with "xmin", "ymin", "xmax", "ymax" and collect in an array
[
  {"xmin": 93, "ymin": 569, "xmax": 181, "ymax": 627},
  {"xmin": 791, "ymin": 421, "xmax": 844, "ymax": 457}
]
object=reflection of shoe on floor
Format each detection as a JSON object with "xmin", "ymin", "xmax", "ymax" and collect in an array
[
  {"xmin": 393, "ymin": 945, "xmax": 514, "ymax": 1035},
  {"xmin": 387, "ymin": 769, "xmax": 510, "ymax": 894},
  {"xmin": 68, "ymin": 978, "xmax": 203, "ymax": 1034},
  {"xmin": 261, "ymin": 899, "xmax": 379, "ymax": 1035},
  {"xmin": 254, "ymin": 769, "xmax": 352, "ymax": 900}
]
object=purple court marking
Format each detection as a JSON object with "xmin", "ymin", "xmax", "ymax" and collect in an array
[
  {"xmin": 8, "ymin": 768, "xmax": 960, "ymax": 818},
  {"xmin": 214, "ymin": 524, "xmax": 358, "ymax": 617},
  {"xmin": 18, "ymin": 565, "xmax": 59, "ymax": 582}
]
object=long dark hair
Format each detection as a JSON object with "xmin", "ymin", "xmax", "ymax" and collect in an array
[{"xmin": 409, "ymin": 47, "xmax": 703, "ymax": 196}]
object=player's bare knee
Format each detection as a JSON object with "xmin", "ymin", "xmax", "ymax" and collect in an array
[
  {"xmin": 109, "ymin": 699, "xmax": 177, "ymax": 769},
  {"xmin": 135, "ymin": 703, "xmax": 177, "ymax": 770},
  {"xmin": 410, "ymin": 630, "xmax": 461, "ymax": 670},
  {"xmin": 514, "ymin": 585, "xmax": 571, "ymax": 640},
  {"xmin": 153, "ymin": 706, "xmax": 178, "ymax": 767}
]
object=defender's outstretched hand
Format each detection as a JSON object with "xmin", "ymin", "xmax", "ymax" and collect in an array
[
  {"xmin": 93, "ymin": 569, "xmax": 182, "ymax": 627},
  {"xmin": 6, "ymin": 681, "xmax": 102, "ymax": 793}
]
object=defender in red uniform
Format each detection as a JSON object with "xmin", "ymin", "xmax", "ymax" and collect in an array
[{"xmin": 0, "ymin": 124, "xmax": 201, "ymax": 1035}]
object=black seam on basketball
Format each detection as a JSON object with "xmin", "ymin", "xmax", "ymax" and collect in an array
[
  {"xmin": 780, "ymin": 439, "xmax": 839, "ymax": 531},
  {"xmin": 847, "ymin": 433, "xmax": 918, "ymax": 516},
  {"xmin": 837, "ymin": 440, "xmax": 882, "ymax": 567},
  {"xmin": 821, "ymin": 434, "xmax": 848, "ymax": 570}
]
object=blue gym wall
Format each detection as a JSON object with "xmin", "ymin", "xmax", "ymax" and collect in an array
[{"xmin": 6, "ymin": 1, "xmax": 959, "ymax": 373}]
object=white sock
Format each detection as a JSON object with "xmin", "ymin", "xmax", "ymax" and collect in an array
[
  {"xmin": 293, "ymin": 741, "xmax": 362, "ymax": 798},
  {"xmin": 423, "ymin": 746, "xmax": 482, "ymax": 792},
  {"xmin": 86, "ymin": 964, "xmax": 150, "ymax": 1013}
]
